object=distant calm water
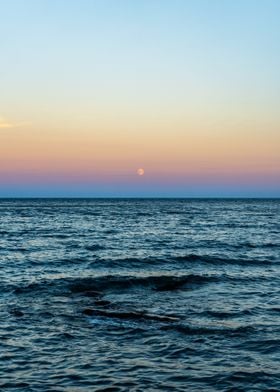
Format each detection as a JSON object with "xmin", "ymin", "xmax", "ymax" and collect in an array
[{"xmin": 0, "ymin": 199, "xmax": 279, "ymax": 391}]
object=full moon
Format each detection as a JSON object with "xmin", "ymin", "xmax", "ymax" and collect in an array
[{"xmin": 137, "ymin": 168, "xmax": 145, "ymax": 176}]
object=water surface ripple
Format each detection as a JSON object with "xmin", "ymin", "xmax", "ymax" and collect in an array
[{"xmin": 0, "ymin": 199, "xmax": 279, "ymax": 391}]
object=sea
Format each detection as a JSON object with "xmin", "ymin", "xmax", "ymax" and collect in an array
[{"xmin": 0, "ymin": 198, "xmax": 279, "ymax": 391}]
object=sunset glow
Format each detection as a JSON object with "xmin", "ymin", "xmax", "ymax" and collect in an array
[{"xmin": 0, "ymin": 0, "xmax": 279, "ymax": 197}]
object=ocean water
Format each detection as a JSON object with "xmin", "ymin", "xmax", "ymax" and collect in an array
[{"xmin": 0, "ymin": 198, "xmax": 279, "ymax": 391}]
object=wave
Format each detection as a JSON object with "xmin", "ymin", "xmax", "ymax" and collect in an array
[
  {"xmin": 12, "ymin": 265, "xmax": 276, "ymax": 297},
  {"xmin": 91, "ymin": 253, "xmax": 276, "ymax": 269},
  {"xmin": 173, "ymin": 254, "xmax": 275, "ymax": 266},
  {"xmin": 69, "ymin": 273, "xmax": 217, "ymax": 294},
  {"xmin": 84, "ymin": 244, "xmax": 106, "ymax": 251},
  {"xmin": 236, "ymin": 338, "xmax": 280, "ymax": 354},
  {"xmin": 82, "ymin": 308, "xmax": 180, "ymax": 322},
  {"xmin": 0, "ymin": 230, "xmax": 10, "ymax": 235},
  {"xmin": 161, "ymin": 323, "xmax": 254, "ymax": 337},
  {"xmin": 243, "ymin": 242, "xmax": 279, "ymax": 249},
  {"xmin": 86, "ymin": 254, "xmax": 276, "ymax": 272},
  {"xmin": 11, "ymin": 273, "xmax": 217, "ymax": 298},
  {"xmin": 83, "ymin": 308, "xmax": 255, "ymax": 337},
  {"xmin": 203, "ymin": 308, "xmax": 255, "ymax": 319}
]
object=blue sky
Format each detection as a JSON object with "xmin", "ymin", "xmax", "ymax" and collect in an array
[{"xmin": 0, "ymin": 0, "xmax": 279, "ymax": 197}]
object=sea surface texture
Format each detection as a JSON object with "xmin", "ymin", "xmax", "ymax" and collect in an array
[{"xmin": 0, "ymin": 199, "xmax": 279, "ymax": 391}]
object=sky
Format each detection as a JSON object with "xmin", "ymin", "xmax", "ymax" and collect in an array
[{"xmin": 0, "ymin": 0, "xmax": 279, "ymax": 197}]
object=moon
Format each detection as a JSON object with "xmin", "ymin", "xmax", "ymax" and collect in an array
[{"xmin": 137, "ymin": 168, "xmax": 145, "ymax": 176}]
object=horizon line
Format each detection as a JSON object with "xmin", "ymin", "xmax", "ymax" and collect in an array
[{"xmin": 0, "ymin": 196, "xmax": 279, "ymax": 200}]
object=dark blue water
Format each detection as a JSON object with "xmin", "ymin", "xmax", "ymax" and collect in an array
[{"xmin": 0, "ymin": 199, "xmax": 279, "ymax": 391}]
